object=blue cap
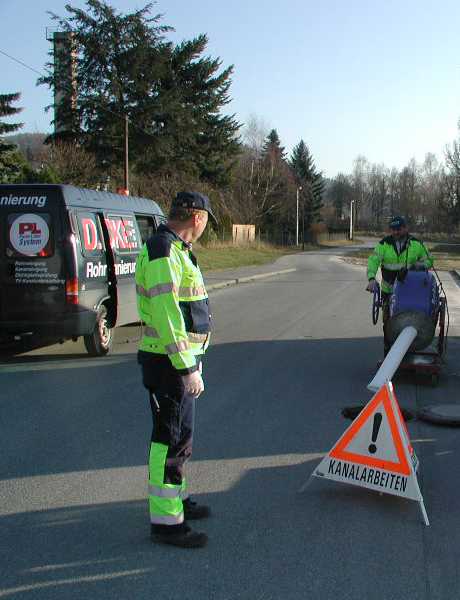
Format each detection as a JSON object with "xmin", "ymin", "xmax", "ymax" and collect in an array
[
  {"xmin": 389, "ymin": 215, "xmax": 406, "ymax": 228},
  {"xmin": 172, "ymin": 191, "xmax": 218, "ymax": 225}
]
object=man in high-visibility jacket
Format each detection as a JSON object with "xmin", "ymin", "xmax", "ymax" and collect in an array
[
  {"xmin": 136, "ymin": 190, "xmax": 216, "ymax": 549},
  {"xmin": 366, "ymin": 215, "xmax": 433, "ymax": 349}
]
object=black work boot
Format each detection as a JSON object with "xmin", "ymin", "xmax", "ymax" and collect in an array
[
  {"xmin": 151, "ymin": 525, "xmax": 208, "ymax": 548},
  {"xmin": 183, "ymin": 498, "xmax": 212, "ymax": 520}
]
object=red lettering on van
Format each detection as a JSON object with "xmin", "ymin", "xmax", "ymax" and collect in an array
[
  {"xmin": 81, "ymin": 217, "xmax": 102, "ymax": 250},
  {"xmin": 105, "ymin": 218, "xmax": 128, "ymax": 249},
  {"xmin": 19, "ymin": 222, "xmax": 41, "ymax": 234},
  {"xmin": 122, "ymin": 219, "xmax": 138, "ymax": 249}
]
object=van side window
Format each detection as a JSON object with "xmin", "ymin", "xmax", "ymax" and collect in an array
[
  {"xmin": 135, "ymin": 215, "xmax": 156, "ymax": 244},
  {"xmin": 105, "ymin": 214, "xmax": 140, "ymax": 254},
  {"xmin": 6, "ymin": 212, "xmax": 54, "ymax": 258},
  {"xmin": 77, "ymin": 212, "xmax": 103, "ymax": 257}
]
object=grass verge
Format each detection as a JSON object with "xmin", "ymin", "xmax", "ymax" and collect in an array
[
  {"xmin": 194, "ymin": 242, "xmax": 297, "ymax": 272},
  {"xmin": 195, "ymin": 238, "xmax": 359, "ymax": 272}
]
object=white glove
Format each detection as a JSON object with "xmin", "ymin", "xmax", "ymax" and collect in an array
[
  {"xmin": 413, "ymin": 261, "xmax": 426, "ymax": 271},
  {"xmin": 366, "ymin": 279, "xmax": 379, "ymax": 292},
  {"xmin": 182, "ymin": 370, "xmax": 204, "ymax": 398}
]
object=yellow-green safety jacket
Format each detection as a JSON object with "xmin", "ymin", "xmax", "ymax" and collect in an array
[
  {"xmin": 135, "ymin": 224, "xmax": 210, "ymax": 374},
  {"xmin": 366, "ymin": 234, "xmax": 433, "ymax": 295}
]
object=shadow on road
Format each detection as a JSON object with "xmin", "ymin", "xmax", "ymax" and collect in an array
[{"xmin": 1, "ymin": 334, "xmax": 460, "ymax": 598}]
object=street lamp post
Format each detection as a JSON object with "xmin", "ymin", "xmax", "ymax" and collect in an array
[
  {"xmin": 350, "ymin": 200, "xmax": 355, "ymax": 240},
  {"xmin": 296, "ymin": 186, "xmax": 302, "ymax": 245}
]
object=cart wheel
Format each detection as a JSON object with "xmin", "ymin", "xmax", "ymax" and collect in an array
[
  {"xmin": 372, "ymin": 287, "xmax": 381, "ymax": 325},
  {"xmin": 430, "ymin": 373, "xmax": 438, "ymax": 388}
]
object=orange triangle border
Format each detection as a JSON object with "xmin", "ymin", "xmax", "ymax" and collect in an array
[{"xmin": 329, "ymin": 386, "xmax": 410, "ymax": 475}]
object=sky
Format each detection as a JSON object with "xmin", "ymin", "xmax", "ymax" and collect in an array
[{"xmin": 1, "ymin": 0, "xmax": 460, "ymax": 178}]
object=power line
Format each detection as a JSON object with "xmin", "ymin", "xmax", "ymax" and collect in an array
[{"xmin": 0, "ymin": 48, "xmax": 161, "ymax": 141}]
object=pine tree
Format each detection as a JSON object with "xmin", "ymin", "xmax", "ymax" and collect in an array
[
  {"xmin": 0, "ymin": 92, "xmax": 24, "ymax": 154},
  {"xmin": 261, "ymin": 129, "xmax": 286, "ymax": 176},
  {"xmin": 39, "ymin": 0, "xmax": 241, "ymax": 187},
  {"xmin": 0, "ymin": 92, "xmax": 34, "ymax": 183},
  {"xmin": 290, "ymin": 140, "xmax": 324, "ymax": 235},
  {"xmin": 256, "ymin": 129, "xmax": 295, "ymax": 234}
]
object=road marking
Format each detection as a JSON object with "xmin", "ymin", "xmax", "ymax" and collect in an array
[{"xmin": 0, "ymin": 569, "xmax": 151, "ymax": 598}]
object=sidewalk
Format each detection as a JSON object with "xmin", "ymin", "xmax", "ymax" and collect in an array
[{"xmin": 203, "ymin": 263, "xmax": 296, "ymax": 291}]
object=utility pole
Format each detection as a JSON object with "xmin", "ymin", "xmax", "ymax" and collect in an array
[{"xmin": 124, "ymin": 115, "xmax": 129, "ymax": 194}]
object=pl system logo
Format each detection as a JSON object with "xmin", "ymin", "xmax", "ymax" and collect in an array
[{"xmin": 10, "ymin": 213, "xmax": 49, "ymax": 255}]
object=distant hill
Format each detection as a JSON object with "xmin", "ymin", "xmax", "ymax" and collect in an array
[{"xmin": 3, "ymin": 132, "xmax": 51, "ymax": 168}]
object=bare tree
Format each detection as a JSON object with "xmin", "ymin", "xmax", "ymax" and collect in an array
[
  {"xmin": 351, "ymin": 155, "xmax": 369, "ymax": 227},
  {"xmin": 419, "ymin": 153, "xmax": 444, "ymax": 230},
  {"xmin": 228, "ymin": 149, "xmax": 287, "ymax": 225},
  {"xmin": 367, "ymin": 163, "xmax": 390, "ymax": 229},
  {"xmin": 326, "ymin": 173, "xmax": 353, "ymax": 221},
  {"xmin": 444, "ymin": 139, "xmax": 460, "ymax": 227},
  {"xmin": 243, "ymin": 112, "xmax": 270, "ymax": 160},
  {"xmin": 398, "ymin": 158, "xmax": 421, "ymax": 226},
  {"xmin": 47, "ymin": 141, "xmax": 99, "ymax": 186}
]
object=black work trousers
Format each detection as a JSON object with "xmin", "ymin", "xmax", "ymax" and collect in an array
[{"xmin": 139, "ymin": 352, "xmax": 200, "ymax": 531}]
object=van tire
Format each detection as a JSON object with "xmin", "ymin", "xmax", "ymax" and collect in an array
[{"xmin": 83, "ymin": 305, "xmax": 113, "ymax": 356}]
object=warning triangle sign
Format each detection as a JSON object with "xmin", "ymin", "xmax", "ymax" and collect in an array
[
  {"xmin": 300, "ymin": 381, "xmax": 428, "ymax": 525},
  {"xmin": 329, "ymin": 384, "xmax": 412, "ymax": 475}
]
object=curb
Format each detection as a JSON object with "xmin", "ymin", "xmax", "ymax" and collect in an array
[
  {"xmin": 450, "ymin": 270, "xmax": 460, "ymax": 284},
  {"xmin": 206, "ymin": 268, "xmax": 296, "ymax": 291}
]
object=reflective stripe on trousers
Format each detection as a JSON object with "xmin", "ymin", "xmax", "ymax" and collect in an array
[
  {"xmin": 148, "ymin": 480, "xmax": 188, "ymax": 500},
  {"xmin": 148, "ymin": 442, "xmax": 184, "ymax": 526}
]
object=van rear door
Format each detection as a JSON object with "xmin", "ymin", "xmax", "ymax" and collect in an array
[
  {"xmin": 102, "ymin": 212, "xmax": 141, "ymax": 326},
  {"xmin": 0, "ymin": 188, "xmax": 67, "ymax": 326}
]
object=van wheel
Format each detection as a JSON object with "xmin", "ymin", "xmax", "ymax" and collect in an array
[{"xmin": 83, "ymin": 305, "xmax": 113, "ymax": 356}]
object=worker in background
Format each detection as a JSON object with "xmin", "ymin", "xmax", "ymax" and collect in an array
[
  {"xmin": 366, "ymin": 215, "xmax": 433, "ymax": 350},
  {"xmin": 135, "ymin": 190, "xmax": 217, "ymax": 549}
]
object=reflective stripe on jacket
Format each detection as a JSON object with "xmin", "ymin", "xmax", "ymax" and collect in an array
[
  {"xmin": 366, "ymin": 234, "xmax": 433, "ymax": 294},
  {"xmin": 135, "ymin": 224, "xmax": 210, "ymax": 375}
]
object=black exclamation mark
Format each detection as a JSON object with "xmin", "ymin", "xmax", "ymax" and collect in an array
[{"xmin": 368, "ymin": 412, "xmax": 383, "ymax": 454}]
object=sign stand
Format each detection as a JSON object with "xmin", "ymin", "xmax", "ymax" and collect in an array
[{"xmin": 300, "ymin": 381, "xmax": 429, "ymax": 526}]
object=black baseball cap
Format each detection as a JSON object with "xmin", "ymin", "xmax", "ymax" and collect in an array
[
  {"xmin": 389, "ymin": 215, "xmax": 406, "ymax": 228},
  {"xmin": 172, "ymin": 191, "xmax": 218, "ymax": 225}
]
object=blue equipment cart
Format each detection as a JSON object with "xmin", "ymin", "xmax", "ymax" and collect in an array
[{"xmin": 372, "ymin": 269, "xmax": 447, "ymax": 387}]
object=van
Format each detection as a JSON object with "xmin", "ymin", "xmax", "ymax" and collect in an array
[{"xmin": 0, "ymin": 184, "xmax": 165, "ymax": 355}]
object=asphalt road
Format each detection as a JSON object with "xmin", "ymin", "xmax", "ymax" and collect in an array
[{"xmin": 1, "ymin": 240, "xmax": 460, "ymax": 599}]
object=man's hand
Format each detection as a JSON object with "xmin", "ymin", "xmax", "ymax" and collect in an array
[
  {"xmin": 366, "ymin": 278, "xmax": 379, "ymax": 292},
  {"xmin": 182, "ymin": 371, "xmax": 204, "ymax": 398},
  {"xmin": 413, "ymin": 261, "xmax": 426, "ymax": 271}
]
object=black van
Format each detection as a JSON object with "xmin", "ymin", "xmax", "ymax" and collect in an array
[{"xmin": 0, "ymin": 184, "xmax": 165, "ymax": 355}]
